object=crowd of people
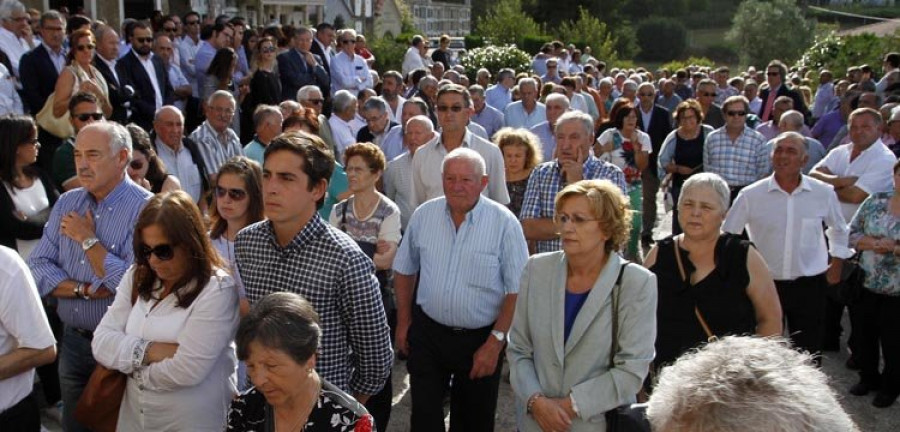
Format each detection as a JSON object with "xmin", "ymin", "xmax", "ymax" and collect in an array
[{"xmin": 2, "ymin": 1, "xmax": 900, "ymax": 430}]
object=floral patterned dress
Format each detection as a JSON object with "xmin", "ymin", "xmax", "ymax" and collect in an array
[
  {"xmin": 849, "ymin": 191, "xmax": 900, "ymax": 296},
  {"xmin": 227, "ymin": 382, "xmax": 374, "ymax": 432}
]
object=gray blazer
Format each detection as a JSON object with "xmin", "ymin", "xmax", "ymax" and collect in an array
[{"xmin": 507, "ymin": 252, "xmax": 657, "ymax": 431}]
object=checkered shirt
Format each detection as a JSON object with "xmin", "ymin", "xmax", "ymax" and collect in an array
[
  {"xmin": 234, "ymin": 215, "xmax": 393, "ymax": 395},
  {"xmin": 703, "ymin": 126, "xmax": 770, "ymax": 187},
  {"xmin": 519, "ymin": 157, "xmax": 627, "ymax": 253}
]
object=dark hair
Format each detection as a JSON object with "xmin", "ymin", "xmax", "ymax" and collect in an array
[
  {"xmin": 130, "ymin": 21, "xmax": 151, "ymax": 40},
  {"xmin": 132, "ymin": 191, "xmax": 223, "ymax": 308},
  {"xmin": 886, "ymin": 52, "xmax": 900, "ymax": 69},
  {"xmin": 612, "ymin": 102, "xmax": 637, "ymax": 130},
  {"xmin": 0, "ymin": 115, "xmax": 38, "ymax": 186},
  {"xmin": 182, "ymin": 11, "xmax": 200, "ymax": 23},
  {"xmin": 127, "ymin": 123, "xmax": 168, "ymax": 187},
  {"xmin": 207, "ymin": 47, "xmax": 237, "ymax": 88},
  {"xmin": 343, "ymin": 142, "xmax": 386, "ymax": 173},
  {"xmin": 235, "ymin": 292, "xmax": 321, "ymax": 364},
  {"xmin": 263, "ymin": 131, "xmax": 334, "ymax": 209},
  {"xmin": 209, "ymin": 156, "xmax": 264, "ymax": 239},
  {"xmin": 315, "ymin": 22, "xmax": 333, "ymax": 34},
  {"xmin": 66, "ymin": 14, "xmax": 91, "ymax": 35},
  {"xmin": 68, "ymin": 91, "xmax": 99, "ymax": 115},
  {"xmin": 66, "ymin": 28, "xmax": 95, "ymax": 65}
]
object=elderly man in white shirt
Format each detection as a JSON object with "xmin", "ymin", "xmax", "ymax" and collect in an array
[
  {"xmin": 401, "ymin": 35, "xmax": 428, "ymax": 77},
  {"xmin": 0, "ymin": 0, "xmax": 29, "ymax": 75},
  {"xmin": 725, "ymin": 131, "xmax": 852, "ymax": 362},
  {"xmin": 330, "ymin": 28, "xmax": 373, "ymax": 95},
  {"xmin": 328, "ymin": 89, "xmax": 361, "ymax": 161}
]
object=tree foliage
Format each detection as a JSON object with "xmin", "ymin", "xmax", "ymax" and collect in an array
[
  {"xmin": 795, "ymin": 31, "xmax": 900, "ymax": 80},
  {"xmin": 475, "ymin": 0, "xmax": 543, "ymax": 46},
  {"xmin": 636, "ymin": 17, "xmax": 687, "ymax": 62},
  {"xmin": 524, "ymin": 0, "xmax": 629, "ymax": 28},
  {"xmin": 555, "ymin": 7, "xmax": 622, "ymax": 63},
  {"xmin": 726, "ymin": 0, "xmax": 815, "ymax": 68},
  {"xmin": 661, "ymin": 57, "xmax": 716, "ymax": 73}
]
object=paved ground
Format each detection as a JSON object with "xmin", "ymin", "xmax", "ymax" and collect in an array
[{"xmin": 41, "ymin": 195, "xmax": 900, "ymax": 431}]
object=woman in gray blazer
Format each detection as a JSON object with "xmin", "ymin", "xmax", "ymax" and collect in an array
[{"xmin": 507, "ymin": 179, "xmax": 657, "ymax": 431}]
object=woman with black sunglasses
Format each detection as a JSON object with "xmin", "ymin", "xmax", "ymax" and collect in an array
[
  {"xmin": 51, "ymin": 28, "xmax": 112, "ymax": 124},
  {"xmin": 240, "ymin": 36, "xmax": 281, "ymax": 144},
  {"xmin": 92, "ymin": 190, "xmax": 240, "ymax": 430},
  {"xmin": 125, "ymin": 123, "xmax": 181, "ymax": 194}
]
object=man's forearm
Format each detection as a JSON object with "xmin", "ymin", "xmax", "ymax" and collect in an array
[
  {"xmin": 522, "ymin": 218, "xmax": 559, "ymax": 241},
  {"xmin": 394, "ymin": 273, "xmax": 416, "ymax": 325},
  {"xmin": 0, "ymin": 345, "xmax": 56, "ymax": 380},
  {"xmin": 85, "ymin": 243, "xmax": 109, "ymax": 278},
  {"xmin": 493, "ymin": 294, "xmax": 518, "ymax": 334}
]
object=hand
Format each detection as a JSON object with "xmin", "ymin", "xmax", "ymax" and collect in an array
[
  {"xmin": 599, "ymin": 141, "xmax": 615, "ymax": 155},
  {"xmin": 677, "ymin": 165, "xmax": 693, "ymax": 176},
  {"xmin": 531, "ymin": 397, "xmax": 573, "ymax": 432},
  {"xmin": 60, "ymin": 211, "xmax": 95, "ymax": 243},
  {"xmin": 874, "ymin": 237, "xmax": 896, "ymax": 254},
  {"xmin": 376, "ymin": 240, "xmax": 390, "ymax": 255},
  {"xmin": 468, "ymin": 338, "xmax": 502, "ymax": 379},
  {"xmin": 395, "ymin": 319, "xmax": 410, "ymax": 357},
  {"xmin": 87, "ymin": 285, "xmax": 113, "ymax": 299},
  {"xmin": 145, "ymin": 342, "xmax": 179, "ymax": 365},
  {"xmin": 13, "ymin": 210, "xmax": 26, "ymax": 221},
  {"xmin": 559, "ymin": 146, "xmax": 585, "ymax": 183},
  {"xmin": 78, "ymin": 80, "xmax": 101, "ymax": 96},
  {"xmin": 825, "ymin": 260, "xmax": 842, "ymax": 286},
  {"xmin": 137, "ymin": 177, "xmax": 152, "ymax": 191},
  {"xmin": 304, "ymin": 51, "xmax": 317, "ymax": 68}
]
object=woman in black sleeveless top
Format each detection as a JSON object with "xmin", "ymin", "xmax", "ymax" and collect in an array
[
  {"xmin": 644, "ymin": 173, "xmax": 782, "ymax": 371},
  {"xmin": 659, "ymin": 99, "xmax": 713, "ymax": 234}
]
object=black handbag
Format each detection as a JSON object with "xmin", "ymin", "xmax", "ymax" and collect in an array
[{"xmin": 605, "ymin": 263, "xmax": 651, "ymax": 432}]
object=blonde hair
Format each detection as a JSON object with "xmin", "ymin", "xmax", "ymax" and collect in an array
[
  {"xmin": 555, "ymin": 180, "xmax": 632, "ymax": 252},
  {"xmin": 494, "ymin": 127, "xmax": 543, "ymax": 171}
]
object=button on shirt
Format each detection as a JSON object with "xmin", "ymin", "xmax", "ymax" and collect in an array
[
  {"xmin": 812, "ymin": 140, "xmax": 897, "ymax": 222},
  {"xmin": 411, "ymin": 130, "xmax": 510, "ymax": 207},
  {"xmin": 520, "ymin": 157, "xmax": 627, "ymax": 253},
  {"xmin": 504, "ymin": 101, "xmax": 546, "ymax": 130},
  {"xmin": 703, "ymin": 126, "xmax": 770, "ymax": 187},
  {"xmin": 28, "ymin": 179, "xmax": 152, "ymax": 331},
  {"xmin": 473, "ymin": 104, "xmax": 505, "ymax": 139},
  {"xmin": 190, "ymin": 121, "xmax": 244, "ymax": 176},
  {"xmin": 392, "ymin": 196, "xmax": 528, "ymax": 328},
  {"xmin": 723, "ymin": 175, "xmax": 853, "ymax": 280},
  {"xmin": 155, "ymin": 137, "xmax": 202, "ymax": 202},
  {"xmin": 235, "ymin": 216, "xmax": 393, "ymax": 395},
  {"xmin": 330, "ymin": 51, "xmax": 373, "ymax": 94}
]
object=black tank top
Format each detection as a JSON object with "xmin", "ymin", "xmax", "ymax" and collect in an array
[
  {"xmin": 672, "ymin": 131, "xmax": 704, "ymax": 189},
  {"xmin": 650, "ymin": 233, "xmax": 757, "ymax": 368}
]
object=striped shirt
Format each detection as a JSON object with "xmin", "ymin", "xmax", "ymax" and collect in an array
[
  {"xmin": 703, "ymin": 126, "xmax": 770, "ymax": 188},
  {"xmin": 28, "ymin": 179, "xmax": 152, "ymax": 331},
  {"xmin": 384, "ymin": 152, "xmax": 414, "ymax": 230},
  {"xmin": 189, "ymin": 121, "xmax": 244, "ymax": 176},
  {"xmin": 519, "ymin": 157, "xmax": 626, "ymax": 253},
  {"xmin": 393, "ymin": 196, "xmax": 529, "ymax": 328},
  {"xmin": 235, "ymin": 216, "xmax": 393, "ymax": 395}
]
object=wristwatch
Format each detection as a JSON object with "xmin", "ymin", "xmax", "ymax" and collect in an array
[
  {"xmin": 490, "ymin": 330, "xmax": 506, "ymax": 342},
  {"xmin": 82, "ymin": 237, "xmax": 100, "ymax": 251}
]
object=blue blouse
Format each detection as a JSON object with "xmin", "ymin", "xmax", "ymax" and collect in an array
[{"xmin": 564, "ymin": 289, "xmax": 591, "ymax": 342}]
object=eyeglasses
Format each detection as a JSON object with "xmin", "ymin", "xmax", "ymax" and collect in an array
[
  {"xmin": 163, "ymin": 27, "xmax": 177, "ymax": 33},
  {"xmin": 139, "ymin": 244, "xmax": 175, "ymax": 261},
  {"xmin": 547, "ymin": 65, "xmax": 557, "ymax": 69},
  {"xmin": 307, "ymin": 99, "xmax": 324, "ymax": 105},
  {"xmin": 135, "ymin": 37, "xmax": 153, "ymax": 44},
  {"xmin": 725, "ymin": 110, "xmax": 747, "ymax": 117},
  {"xmin": 436, "ymin": 105, "xmax": 465, "ymax": 113},
  {"xmin": 341, "ymin": 39, "xmax": 356, "ymax": 45},
  {"xmin": 129, "ymin": 160, "xmax": 144, "ymax": 170},
  {"xmin": 261, "ymin": 46, "xmax": 277, "ymax": 53},
  {"xmin": 700, "ymin": 92, "xmax": 716, "ymax": 97},
  {"xmin": 74, "ymin": 112, "xmax": 103, "ymax": 122},
  {"xmin": 767, "ymin": 72, "xmax": 780, "ymax": 77},
  {"xmin": 209, "ymin": 106, "xmax": 235, "ymax": 115},
  {"xmin": 553, "ymin": 214, "xmax": 600, "ymax": 227},
  {"xmin": 639, "ymin": 93, "xmax": 655, "ymax": 97},
  {"xmin": 186, "ymin": 20, "xmax": 199, "ymax": 26},
  {"xmin": 76, "ymin": 44, "xmax": 95, "ymax": 51},
  {"xmin": 215, "ymin": 186, "xmax": 247, "ymax": 201},
  {"xmin": 19, "ymin": 137, "xmax": 39, "ymax": 147}
]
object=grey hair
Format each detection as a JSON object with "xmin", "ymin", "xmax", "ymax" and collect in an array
[
  {"xmin": 555, "ymin": 110, "xmax": 593, "ymax": 138},
  {"xmin": 418, "ymin": 75, "xmax": 438, "ymax": 91},
  {"xmin": 154, "ymin": 105, "xmax": 184, "ymax": 122},
  {"xmin": 405, "ymin": 114, "xmax": 434, "ymax": 132},
  {"xmin": 678, "ymin": 172, "xmax": 730, "ymax": 215},
  {"xmin": 773, "ymin": 131, "xmax": 809, "ymax": 153},
  {"xmin": 235, "ymin": 292, "xmax": 322, "ymax": 365},
  {"xmin": 93, "ymin": 24, "xmax": 117, "ymax": 44},
  {"xmin": 545, "ymin": 93, "xmax": 570, "ymax": 110},
  {"xmin": 468, "ymin": 84, "xmax": 485, "ymax": 97},
  {"xmin": 82, "ymin": 122, "xmax": 133, "ymax": 163},
  {"xmin": 253, "ymin": 104, "xmax": 282, "ymax": 126},
  {"xmin": 0, "ymin": 0, "xmax": 25, "ymax": 21},
  {"xmin": 332, "ymin": 90, "xmax": 357, "ymax": 115},
  {"xmin": 477, "ymin": 68, "xmax": 490, "ymax": 78},
  {"xmin": 638, "ymin": 81, "xmax": 655, "ymax": 93},
  {"xmin": 362, "ymin": 96, "xmax": 389, "ymax": 115},
  {"xmin": 777, "ymin": 110, "xmax": 805, "ymax": 132},
  {"xmin": 647, "ymin": 336, "xmax": 859, "ymax": 432},
  {"xmin": 296, "ymin": 85, "xmax": 322, "ymax": 102},
  {"xmin": 441, "ymin": 147, "xmax": 486, "ymax": 176},
  {"xmin": 39, "ymin": 10, "xmax": 63, "ymax": 27},
  {"xmin": 338, "ymin": 28, "xmax": 357, "ymax": 40},
  {"xmin": 207, "ymin": 90, "xmax": 235, "ymax": 107},
  {"xmin": 518, "ymin": 78, "xmax": 537, "ymax": 91}
]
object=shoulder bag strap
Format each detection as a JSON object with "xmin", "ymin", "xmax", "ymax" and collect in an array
[
  {"xmin": 608, "ymin": 262, "xmax": 629, "ymax": 369},
  {"xmin": 674, "ymin": 237, "xmax": 716, "ymax": 341}
]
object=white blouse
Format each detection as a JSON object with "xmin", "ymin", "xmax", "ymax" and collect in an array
[
  {"xmin": 92, "ymin": 266, "xmax": 240, "ymax": 431},
  {"xmin": 5, "ymin": 177, "xmax": 49, "ymax": 259}
]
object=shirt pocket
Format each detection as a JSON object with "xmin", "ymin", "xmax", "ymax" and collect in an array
[
  {"xmin": 467, "ymin": 251, "xmax": 500, "ymax": 291},
  {"xmin": 800, "ymin": 217, "xmax": 825, "ymax": 256}
]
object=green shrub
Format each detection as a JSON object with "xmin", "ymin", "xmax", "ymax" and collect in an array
[
  {"xmin": 795, "ymin": 31, "xmax": 900, "ymax": 80},
  {"xmin": 370, "ymin": 35, "xmax": 407, "ymax": 73},
  {"xmin": 460, "ymin": 45, "xmax": 533, "ymax": 83},
  {"xmin": 701, "ymin": 43, "xmax": 738, "ymax": 65},
  {"xmin": 555, "ymin": 7, "xmax": 622, "ymax": 64},
  {"xmin": 661, "ymin": 56, "xmax": 715, "ymax": 73},
  {"xmin": 636, "ymin": 17, "xmax": 688, "ymax": 62},
  {"xmin": 522, "ymin": 35, "xmax": 554, "ymax": 56},
  {"xmin": 464, "ymin": 34, "xmax": 486, "ymax": 50}
]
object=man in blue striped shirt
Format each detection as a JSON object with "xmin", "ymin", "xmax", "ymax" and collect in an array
[
  {"xmin": 394, "ymin": 148, "xmax": 529, "ymax": 431},
  {"xmin": 29, "ymin": 122, "xmax": 152, "ymax": 432}
]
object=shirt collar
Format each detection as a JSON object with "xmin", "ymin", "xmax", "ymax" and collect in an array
[
  {"xmin": 443, "ymin": 195, "xmax": 486, "ymax": 224},
  {"xmin": 42, "ymin": 43, "xmax": 65, "ymax": 57},
  {"xmin": 432, "ymin": 129, "xmax": 473, "ymax": 150},
  {"xmin": 766, "ymin": 174, "xmax": 812, "ymax": 194},
  {"xmin": 264, "ymin": 213, "xmax": 327, "ymax": 251},
  {"xmin": 91, "ymin": 176, "xmax": 133, "ymax": 206}
]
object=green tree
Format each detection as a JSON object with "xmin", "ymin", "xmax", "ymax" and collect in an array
[
  {"xmin": 525, "ymin": 0, "xmax": 629, "ymax": 28},
  {"xmin": 555, "ymin": 7, "xmax": 621, "ymax": 63},
  {"xmin": 636, "ymin": 17, "xmax": 687, "ymax": 61},
  {"xmin": 796, "ymin": 31, "xmax": 900, "ymax": 80},
  {"xmin": 726, "ymin": 0, "xmax": 815, "ymax": 68},
  {"xmin": 475, "ymin": 0, "xmax": 543, "ymax": 46}
]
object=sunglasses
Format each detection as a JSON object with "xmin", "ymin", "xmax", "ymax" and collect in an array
[
  {"xmin": 700, "ymin": 92, "xmax": 716, "ymax": 97},
  {"xmin": 164, "ymin": 27, "xmax": 177, "ymax": 33},
  {"xmin": 74, "ymin": 112, "xmax": 103, "ymax": 122},
  {"xmin": 307, "ymin": 98, "xmax": 324, "ymax": 105},
  {"xmin": 139, "ymin": 244, "xmax": 175, "ymax": 261},
  {"xmin": 76, "ymin": 44, "xmax": 95, "ymax": 51},
  {"xmin": 726, "ymin": 110, "xmax": 747, "ymax": 117},
  {"xmin": 135, "ymin": 37, "xmax": 153, "ymax": 44},
  {"xmin": 341, "ymin": 39, "xmax": 356, "ymax": 45},
  {"xmin": 436, "ymin": 105, "xmax": 465, "ymax": 113},
  {"xmin": 129, "ymin": 160, "xmax": 144, "ymax": 170},
  {"xmin": 261, "ymin": 46, "xmax": 277, "ymax": 53},
  {"xmin": 216, "ymin": 186, "xmax": 248, "ymax": 201},
  {"xmin": 639, "ymin": 93, "xmax": 655, "ymax": 97},
  {"xmin": 186, "ymin": 20, "xmax": 199, "ymax": 25}
]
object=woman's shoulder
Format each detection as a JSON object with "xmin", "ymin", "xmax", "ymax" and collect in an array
[
  {"xmin": 309, "ymin": 380, "xmax": 373, "ymax": 431},
  {"xmin": 227, "ymin": 387, "xmax": 267, "ymax": 431}
]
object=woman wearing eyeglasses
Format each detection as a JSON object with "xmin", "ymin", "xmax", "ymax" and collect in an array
[
  {"xmin": 240, "ymin": 37, "xmax": 281, "ymax": 144},
  {"xmin": 92, "ymin": 190, "xmax": 240, "ymax": 430},
  {"xmin": 507, "ymin": 179, "xmax": 657, "ymax": 431},
  {"xmin": 51, "ymin": 28, "xmax": 112, "ymax": 123},
  {"xmin": 125, "ymin": 123, "xmax": 181, "ymax": 194}
]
